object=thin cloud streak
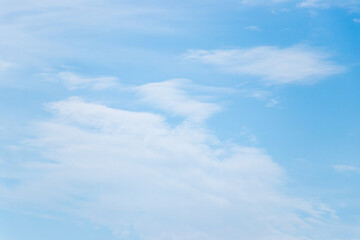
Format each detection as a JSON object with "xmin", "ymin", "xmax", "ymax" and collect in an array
[
  {"xmin": 57, "ymin": 72, "xmax": 119, "ymax": 90},
  {"xmin": 184, "ymin": 45, "xmax": 345, "ymax": 85},
  {"xmin": 245, "ymin": 25, "xmax": 262, "ymax": 31},
  {"xmin": 333, "ymin": 165, "xmax": 360, "ymax": 174}
]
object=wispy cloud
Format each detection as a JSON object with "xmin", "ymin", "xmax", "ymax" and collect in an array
[
  {"xmin": 56, "ymin": 72, "xmax": 119, "ymax": 90},
  {"xmin": 333, "ymin": 165, "xmax": 360, "ymax": 174},
  {"xmin": 245, "ymin": 25, "xmax": 262, "ymax": 31},
  {"xmin": 184, "ymin": 45, "xmax": 345, "ymax": 85},
  {"xmin": 237, "ymin": 88, "xmax": 280, "ymax": 107},
  {"xmin": 1, "ymin": 82, "xmax": 333, "ymax": 240},
  {"xmin": 135, "ymin": 79, "xmax": 221, "ymax": 122},
  {"xmin": 354, "ymin": 18, "xmax": 360, "ymax": 23},
  {"xmin": 298, "ymin": 0, "xmax": 360, "ymax": 10}
]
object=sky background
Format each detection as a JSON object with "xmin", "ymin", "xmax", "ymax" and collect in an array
[{"xmin": 1, "ymin": 0, "xmax": 360, "ymax": 239}]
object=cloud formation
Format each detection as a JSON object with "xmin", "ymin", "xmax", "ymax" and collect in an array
[
  {"xmin": 184, "ymin": 45, "xmax": 345, "ymax": 84},
  {"xmin": 135, "ymin": 79, "xmax": 221, "ymax": 122},
  {"xmin": 0, "ymin": 81, "xmax": 333, "ymax": 240}
]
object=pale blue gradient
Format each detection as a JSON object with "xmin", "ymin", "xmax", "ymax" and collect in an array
[{"xmin": 1, "ymin": 0, "xmax": 360, "ymax": 239}]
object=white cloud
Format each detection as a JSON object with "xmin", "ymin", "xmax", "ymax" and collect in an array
[
  {"xmin": 333, "ymin": 165, "xmax": 360, "ymax": 174},
  {"xmin": 184, "ymin": 45, "xmax": 345, "ymax": 85},
  {"xmin": 245, "ymin": 25, "xmax": 262, "ymax": 31},
  {"xmin": 135, "ymin": 79, "xmax": 221, "ymax": 122},
  {"xmin": 1, "ymin": 82, "xmax": 333, "ymax": 240},
  {"xmin": 57, "ymin": 72, "xmax": 119, "ymax": 90},
  {"xmin": 354, "ymin": 18, "xmax": 360, "ymax": 23}
]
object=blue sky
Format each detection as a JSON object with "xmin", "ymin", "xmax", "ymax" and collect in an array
[{"xmin": 1, "ymin": 0, "xmax": 360, "ymax": 239}]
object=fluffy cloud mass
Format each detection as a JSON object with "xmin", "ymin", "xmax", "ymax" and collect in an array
[
  {"xmin": 0, "ymin": 80, "xmax": 334, "ymax": 240},
  {"xmin": 184, "ymin": 46, "xmax": 345, "ymax": 85}
]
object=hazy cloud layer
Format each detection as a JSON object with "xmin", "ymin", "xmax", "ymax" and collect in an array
[{"xmin": 0, "ymin": 0, "xmax": 176, "ymax": 73}]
